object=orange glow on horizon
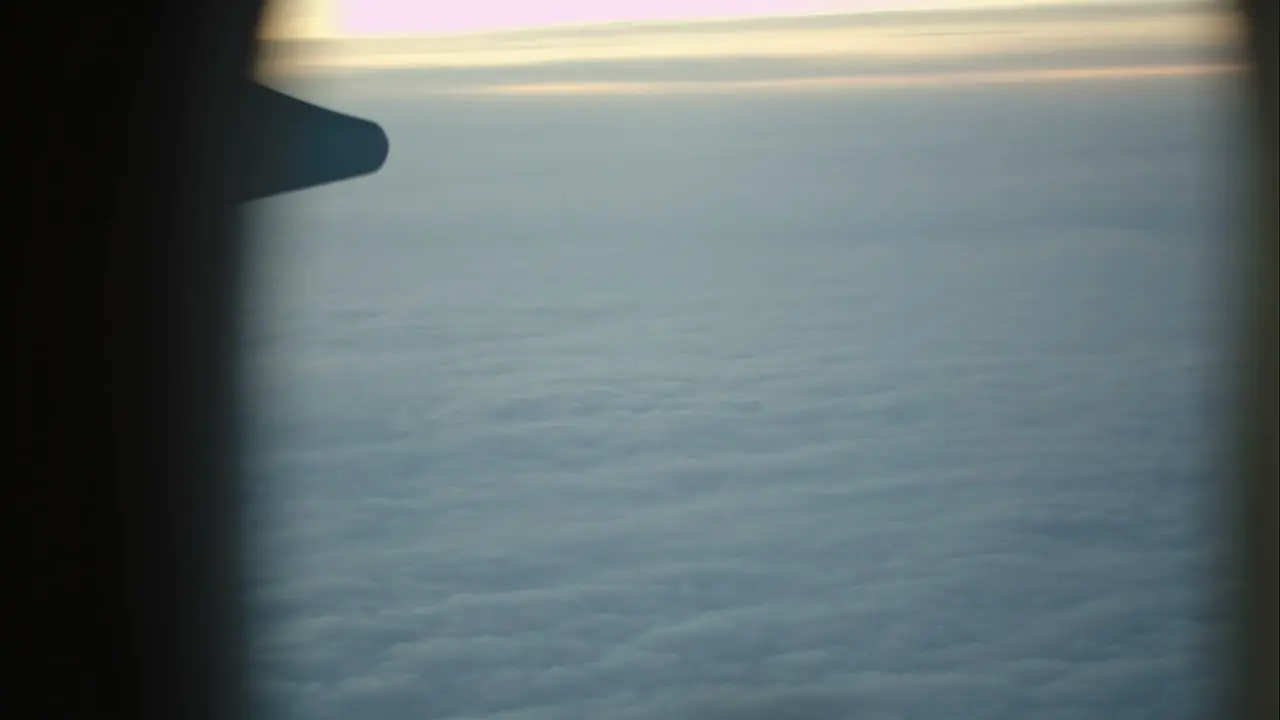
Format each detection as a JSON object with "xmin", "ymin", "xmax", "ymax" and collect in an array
[{"xmin": 466, "ymin": 62, "xmax": 1242, "ymax": 94}]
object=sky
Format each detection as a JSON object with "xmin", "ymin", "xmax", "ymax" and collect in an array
[{"xmin": 255, "ymin": 0, "xmax": 1240, "ymax": 94}]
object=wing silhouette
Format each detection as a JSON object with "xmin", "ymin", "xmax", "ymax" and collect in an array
[{"xmin": 239, "ymin": 80, "xmax": 389, "ymax": 200}]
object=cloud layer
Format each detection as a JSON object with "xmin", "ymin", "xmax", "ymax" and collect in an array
[{"xmin": 243, "ymin": 62, "xmax": 1240, "ymax": 720}]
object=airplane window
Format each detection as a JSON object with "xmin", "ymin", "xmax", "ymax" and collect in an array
[{"xmin": 242, "ymin": 1, "xmax": 1248, "ymax": 718}]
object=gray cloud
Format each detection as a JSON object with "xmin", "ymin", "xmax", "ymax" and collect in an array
[{"xmin": 243, "ymin": 65, "xmax": 1236, "ymax": 720}]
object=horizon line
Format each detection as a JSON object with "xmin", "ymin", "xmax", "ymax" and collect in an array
[{"xmin": 459, "ymin": 62, "xmax": 1244, "ymax": 95}]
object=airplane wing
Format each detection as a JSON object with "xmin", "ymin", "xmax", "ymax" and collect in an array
[{"xmin": 239, "ymin": 80, "xmax": 389, "ymax": 201}]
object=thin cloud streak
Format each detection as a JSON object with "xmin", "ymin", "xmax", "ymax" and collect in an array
[{"xmin": 465, "ymin": 63, "xmax": 1243, "ymax": 95}]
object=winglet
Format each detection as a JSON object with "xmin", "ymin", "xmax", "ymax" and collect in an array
[{"xmin": 239, "ymin": 80, "xmax": 389, "ymax": 201}]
